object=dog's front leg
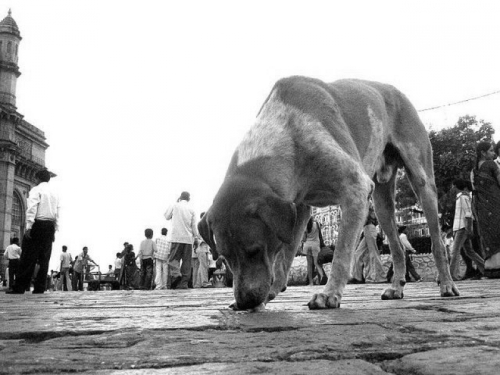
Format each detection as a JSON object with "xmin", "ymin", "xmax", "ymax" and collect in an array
[
  {"xmin": 308, "ymin": 178, "xmax": 373, "ymax": 309},
  {"xmin": 267, "ymin": 204, "xmax": 311, "ymax": 304}
]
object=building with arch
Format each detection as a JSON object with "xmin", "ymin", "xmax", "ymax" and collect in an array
[{"xmin": 0, "ymin": 10, "xmax": 52, "ymax": 281}]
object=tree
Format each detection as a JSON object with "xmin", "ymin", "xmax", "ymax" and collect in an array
[
  {"xmin": 395, "ymin": 169, "xmax": 416, "ymax": 210},
  {"xmin": 429, "ymin": 115, "xmax": 494, "ymax": 193},
  {"xmin": 395, "ymin": 115, "xmax": 494, "ymax": 225}
]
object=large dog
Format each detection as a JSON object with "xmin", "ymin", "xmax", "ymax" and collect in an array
[{"xmin": 199, "ymin": 76, "xmax": 459, "ymax": 310}]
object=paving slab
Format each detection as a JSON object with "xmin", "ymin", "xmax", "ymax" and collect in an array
[{"xmin": 1, "ymin": 279, "xmax": 500, "ymax": 374}]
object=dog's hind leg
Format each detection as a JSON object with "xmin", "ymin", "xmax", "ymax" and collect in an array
[
  {"xmin": 372, "ymin": 173, "xmax": 407, "ymax": 299},
  {"xmin": 308, "ymin": 171, "xmax": 373, "ymax": 309},
  {"xmin": 403, "ymin": 162, "xmax": 459, "ymax": 296},
  {"xmin": 268, "ymin": 203, "xmax": 311, "ymax": 303},
  {"xmin": 392, "ymin": 102, "xmax": 459, "ymax": 297}
]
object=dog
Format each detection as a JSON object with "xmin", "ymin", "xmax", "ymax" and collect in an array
[{"xmin": 198, "ymin": 76, "xmax": 459, "ymax": 310}]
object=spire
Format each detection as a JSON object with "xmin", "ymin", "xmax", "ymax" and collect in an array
[{"xmin": 0, "ymin": 8, "xmax": 21, "ymax": 38}]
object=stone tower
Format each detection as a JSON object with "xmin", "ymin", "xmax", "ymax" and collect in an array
[
  {"xmin": 0, "ymin": 10, "xmax": 51, "ymax": 282},
  {"xmin": 0, "ymin": 9, "xmax": 21, "ymax": 109}
]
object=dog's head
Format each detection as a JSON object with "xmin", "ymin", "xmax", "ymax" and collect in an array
[{"xmin": 199, "ymin": 176, "xmax": 297, "ymax": 310}]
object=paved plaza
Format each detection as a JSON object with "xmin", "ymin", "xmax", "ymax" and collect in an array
[{"xmin": 1, "ymin": 279, "xmax": 500, "ymax": 374}]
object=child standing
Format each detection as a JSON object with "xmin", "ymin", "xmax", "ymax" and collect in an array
[
  {"xmin": 5, "ymin": 237, "xmax": 22, "ymax": 291},
  {"xmin": 138, "ymin": 229, "xmax": 157, "ymax": 289}
]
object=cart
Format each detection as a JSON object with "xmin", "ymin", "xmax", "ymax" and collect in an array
[{"xmin": 83, "ymin": 266, "xmax": 120, "ymax": 291}]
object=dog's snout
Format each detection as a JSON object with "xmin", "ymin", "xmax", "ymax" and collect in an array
[
  {"xmin": 235, "ymin": 293, "xmax": 265, "ymax": 310},
  {"xmin": 234, "ymin": 280, "xmax": 269, "ymax": 310}
]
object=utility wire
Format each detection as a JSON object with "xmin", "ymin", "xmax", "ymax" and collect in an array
[{"xmin": 418, "ymin": 90, "xmax": 500, "ymax": 112}]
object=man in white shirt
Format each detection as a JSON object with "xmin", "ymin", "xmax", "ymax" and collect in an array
[
  {"xmin": 5, "ymin": 237, "xmax": 22, "ymax": 291},
  {"xmin": 164, "ymin": 191, "xmax": 199, "ymax": 289},
  {"xmin": 399, "ymin": 226, "xmax": 422, "ymax": 282},
  {"xmin": 7, "ymin": 169, "xmax": 60, "ymax": 294},
  {"xmin": 449, "ymin": 179, "xmax": 485, "ymax": 280},
  {"xmin": 59, "ymin": 245, "xmax": 73, "ymax": 291}
]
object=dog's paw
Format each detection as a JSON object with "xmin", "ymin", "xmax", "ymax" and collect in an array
[
  {"xmin": 381, "ymin": 287, "xmax": 404, "ymax": 300},
  {"xmin": 307, "ymin": 293, "xmax": 340, "ymax": 309},
  {"xmin": 439, "ymin": 280, "xmax": 460, "ymax": 297}
]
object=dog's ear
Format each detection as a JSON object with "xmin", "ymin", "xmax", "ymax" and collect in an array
[
  {"xmin": 198, "ymin": 210, "xmax": 218, "ymax": 259},
  {"xmin": 246, "ymin": 196, "xmax": 297, "ymax": 244}
]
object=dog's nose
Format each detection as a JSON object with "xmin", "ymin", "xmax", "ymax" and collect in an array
[{"xmin": 235, "ymin": 290, "xmax": 266, "ymax": 310}]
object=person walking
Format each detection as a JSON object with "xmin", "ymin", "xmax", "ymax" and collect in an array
[
  {"xmin": 194, "ymin": 241, "xmax": 212, "ymax": 288},
  {"xmin": 471, "ymin": 141, "xmax": 500, "ymax": 278},
  {"xmin": 302, "ymin": 217, "xmax": 325, "ymax": 285},
  {"xmin": 164, "ymin": 191, "xmax": 199, "ymax": 289},
  {"xmin": 59, "ymin": 246, "xmax": 73, "ymax": 291},
  {"xmin": 386, "ymin": 226, "xmax": 422, "ymax": 283},
  {"xmin": 399, "ymin": 226, "xmax": 422, "ymax": 282},
  {"xmin": 349, "ymin": 209, "xmax": 386, "ymax": 283},
  {"xmin": 449, "ymin": 179, "xmax": 484, "ymax": 280},
  {"xmin": 5, "ymin": 237, "xmax": 22, "ymax": 291},
  {"xmin": 154, "ymin": 228, "xmax": 170, "ymax": 290},
  {"xmin": 7, "ymin": 169, "xmax": 60, "ymax": 294},
  {"xmin": 138, "ymin": 228, "xmax": 157, "ymax": 290}
]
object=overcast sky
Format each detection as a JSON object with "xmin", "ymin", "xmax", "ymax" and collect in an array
[{"xmin": 2, "ymin": 1, "xmax": 499, "ymax": 271}]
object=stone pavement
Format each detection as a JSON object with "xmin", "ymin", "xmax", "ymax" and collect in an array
[{"xmin": 1, "ymin": 280, "xmax": 500, "ymax": 374}]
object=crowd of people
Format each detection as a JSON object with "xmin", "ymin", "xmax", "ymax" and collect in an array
[
  {"xmin": 299, "ymin": 209, "xmax": 422, "ymax": 286},
  {"xmin": 4, "ymin": 186, "xmax": 228, "ymax": 294},
  {"xmin": 5, "ymin": 140, "xmax": 500, "ymax": 294}
]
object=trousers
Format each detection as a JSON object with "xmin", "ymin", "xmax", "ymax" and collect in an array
[
  {"xmin": 168, "ymin": 243, "xmax": 192, "ymax": 288},
  {"xmin": 8, "ymin": 258, "xmax": 20, "ymax": 289},
  {"xmin": 14, "ymin": 220, "xmax": 55, "ymax": 293}
]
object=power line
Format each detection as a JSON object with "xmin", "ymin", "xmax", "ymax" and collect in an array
[{"xmin": 418, "ymin": 90, "xmax": 500, "ymax": 112}]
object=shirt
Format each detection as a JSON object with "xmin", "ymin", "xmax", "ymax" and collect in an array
[
  {"xmin": 73, "ymin": 252, "xmax": 95, "ymax": 273},
  {"xmin": 453, "ymin": 192, "xmax": 472, "ymax": 232},
  {"xmin": 155, "ymin": 235, "xmax": 170, "ymax": 261},
  {"xmin": 60, "ymin": 252, "xmax": 73, "ymax": 268},
  {"xmin": 5, "ymin": 244, "xmax": 22, "ymax": 260},
  {"xmin": 399, "ymin": 233, "xmax": 415, "ymax": 252},
  {"xmin": 114, "ymin": 257, "xmax": 122, "ymax": 269},
  {"xmin": 138, "ymin": 239, "xmax": 157, "ymax": 260},
  {"xmin": 164, "ymin": 200, "xmax": 199, "ymax": 244},
  {"xmin": 304, "ymin": 222, "xmax": 320, "ymax": 244},
  {"xmin": 207, "ymin": 251, "xmax": 216, "ymax": 268},
  {"xmin": 26, "ymin": 182, "xmax": 60, "ymax": 230},
  {"xmin": 197, "ymin": 243, "xmax": 209, "ymax": 255}
]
